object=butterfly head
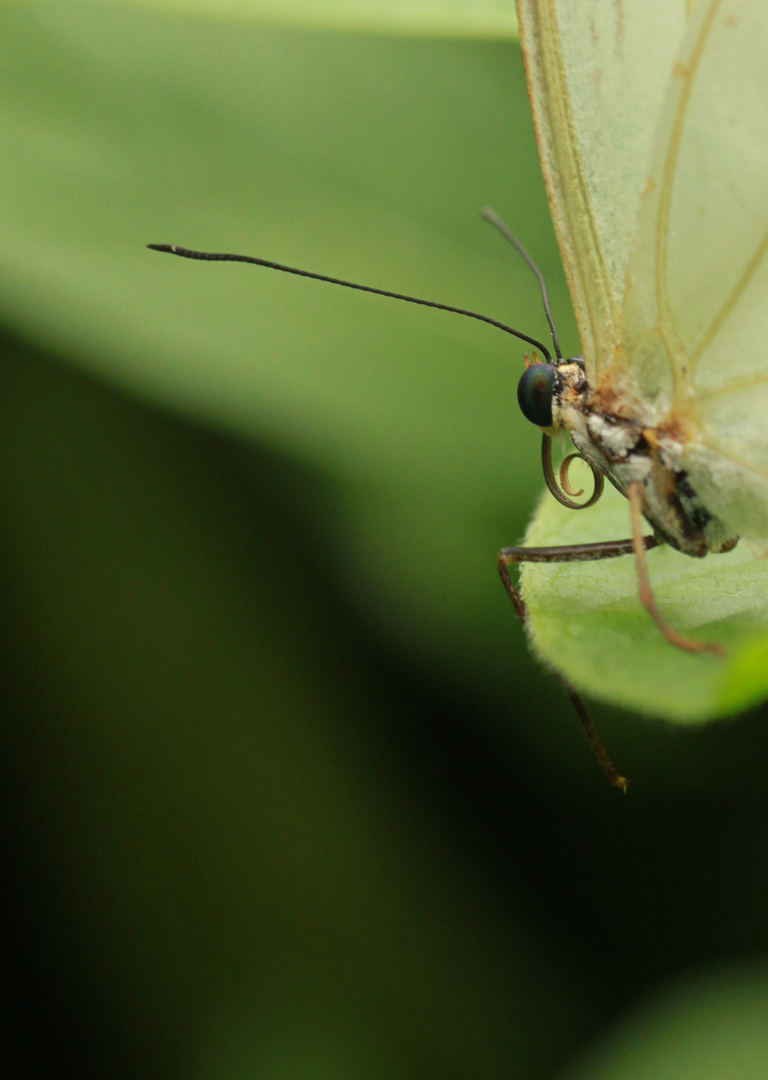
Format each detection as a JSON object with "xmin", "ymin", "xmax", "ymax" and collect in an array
[
  {"xmin": 517, "ymin": 362, "xmax": 555, "ymax": 428},
  {"xmin": 517, "ymin": 355, "xmax": 587, "ymax": 432}
]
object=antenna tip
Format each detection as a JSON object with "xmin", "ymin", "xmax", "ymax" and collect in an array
[{"xmin": 147, "ymin": 243, "xmax": 175, "ymax": 254}]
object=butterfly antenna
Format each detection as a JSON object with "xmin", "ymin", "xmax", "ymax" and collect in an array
[
  {"xmin": 147, "ymin": 243, "xmax": 552, "ymax": 362},
  {"xmin": 481, "ymin": 207, "xmax": 563, "ymax": 361}
]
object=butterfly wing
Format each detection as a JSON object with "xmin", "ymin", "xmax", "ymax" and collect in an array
[
  {"xmin": 517, "ymin": 0, "xmax": 768, "ymax": 720},
  {"xmin": 618, "ymin": 0, "xmax": 768, "ymax": 552},
  {"xmin": 515, "ymin": 0, "xmax": 692, "ymax": 380}
]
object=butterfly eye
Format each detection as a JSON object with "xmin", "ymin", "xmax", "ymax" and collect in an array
[{"xmin": 517, "ymin": 363, "xmax": 555, "ymax": 428}]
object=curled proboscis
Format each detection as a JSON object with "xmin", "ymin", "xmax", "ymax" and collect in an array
[{"xmin": 541, "ymin": 434, "xmax": 604, "ymax": 510}]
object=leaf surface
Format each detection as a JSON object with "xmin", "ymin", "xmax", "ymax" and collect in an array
[
  {"xmin": 97, "ymin": 0, "xmax": 517, "ymax": 37},
  {"xmin": 523, "ymin": 483, "xmax": 768, "ymax": 722}
]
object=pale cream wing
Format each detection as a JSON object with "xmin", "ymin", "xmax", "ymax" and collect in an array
[
  {"xmin": 516, "ymin": 0, "xmax": 692, "ymax": 380},
  {"xmin": 620, "ymin": 0, "xmax": 768, "ymax": 550}
]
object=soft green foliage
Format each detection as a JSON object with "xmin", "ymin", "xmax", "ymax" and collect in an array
[
  {"xmin": 564, "ymin": 964, "xmax": 768, "ymax": 1080},
  {"xmin": 104, "ymin": 0, "xmax": 517, "ymax": 37},
  {"xmin": 523, "ymin": 481, "xmax": 768, "ymax": 721},
  {"xmin": 0, "ymin": 2, "xmax": 557, "ymax": 699}
]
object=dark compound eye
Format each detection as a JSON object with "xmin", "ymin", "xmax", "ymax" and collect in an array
[{"xmin": 517, "ymin": 363, "xmax": 555, "ymax": 427}]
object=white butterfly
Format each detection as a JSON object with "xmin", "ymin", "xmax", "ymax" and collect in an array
[
  {"xmin": 520, "ymin": 0, "xmax": 768, "ymax": 541},
  {"xmin": 493, "ymin": 0, "xmax": 768, "ymax": 782},
  {"xmin": 515, "ymin": 0, "xmax": 768, "ymax": 554}
]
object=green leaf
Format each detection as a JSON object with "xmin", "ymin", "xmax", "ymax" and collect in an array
[
  {"xmin": 0, "ymin": 7, "xmax": 527, "ymax": 492},
  {"xmin": 522, "ymin": 478, "xmax": 768, "ymax": 723},
  {"xmin": 562, "ymin": 964, "xmax": 768, "ymax": 1080},
  {"xmin": 99, "ymin": 0, "xmax": 518, "ymax": 38}
]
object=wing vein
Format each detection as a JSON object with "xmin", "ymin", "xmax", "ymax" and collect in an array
[
  {"xmin": 694, "ymin": 365, "xmax": 768, "ymax": 404},
  {"xmin": 656, "ymin": 0, "xmax": 722, "ymax": 394},
  {"xmin": 688, "ymin": 228, "xmax": 768, "ymax": 374},
  {"xmin": 697, "ymin": 434, "xmax": 768, "ymax": 485}
]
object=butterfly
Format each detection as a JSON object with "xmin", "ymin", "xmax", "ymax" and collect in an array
[
  {"xmin": 503, "ymin": 0, "xmax": 768, "ymax": 779},
  {"xmin": 149, "ymin": 0, "xmax": 768, "ymax": 788}
]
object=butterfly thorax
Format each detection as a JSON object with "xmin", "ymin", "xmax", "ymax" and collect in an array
[{"xmin": 550, "ymin": 359, "xmax": 739, "ymax": 558}]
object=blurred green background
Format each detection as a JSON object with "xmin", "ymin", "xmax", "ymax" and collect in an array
[{"xmin": 2, "ymin": 4, "xmax": 768, "ymax": 1079}]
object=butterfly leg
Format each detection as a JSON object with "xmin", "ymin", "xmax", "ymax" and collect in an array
[
  {"xmin": 498, "ymin": 535, "xmax": 654, "ymax": 792},
  {"xmin": 626, "ymin": 482, "xmax": 725, "ymax": 657}
]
